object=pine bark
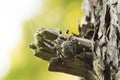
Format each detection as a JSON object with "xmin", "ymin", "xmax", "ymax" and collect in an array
[{"xmin": 29, "ymin": 0, "xmax": 120, "ymax": 80}]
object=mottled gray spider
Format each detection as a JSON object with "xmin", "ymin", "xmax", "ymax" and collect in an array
[
  {"xmin": 29, "ymin": 28, "xmax": 81, "ymax": 60},
  {"xmin": 53, "ymin": 29, "xmax": 80, "ymax": 59},
  {"xmin": 29, "ymin": 23, "xmax": 94, "ymax": 60}
]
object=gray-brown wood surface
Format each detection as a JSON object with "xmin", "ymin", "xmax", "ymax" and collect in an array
[{"xmin": 29, "ymin": 0, "xmax": 120, "ymax": 80}]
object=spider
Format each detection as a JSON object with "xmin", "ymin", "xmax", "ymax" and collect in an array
[
  {"xmin": 53, "ymin": 29, "xmax": 80, "ymax": 59},
  {"xmin": 29, "ymin": 28, "xmax": 80, "ymax": 61}
]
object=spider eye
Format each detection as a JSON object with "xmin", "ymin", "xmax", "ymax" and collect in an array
[
  {"xmin": 59, "ymin": 36, "xmax": 67, "ymax": 40},
  {"xmin": 66, "ymin": 29, "xmax": 69, "ymax": 34}
]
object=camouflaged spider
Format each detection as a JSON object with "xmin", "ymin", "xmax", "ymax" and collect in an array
[
  {"xmin": 51, "ymin": 29, "xmax": 70, "ymax": 58},
  {"xmin": 53, "ymin": 29, "xmax": 80, "ymax": 59},
  {"xmin": 29, "ymin": 28, "xmax": 80, "ymax": 60}
]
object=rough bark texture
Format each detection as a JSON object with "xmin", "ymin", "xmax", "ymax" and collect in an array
[{"xmin": 29, "ymin": 0, "xmax": 120, "ymax": 80}]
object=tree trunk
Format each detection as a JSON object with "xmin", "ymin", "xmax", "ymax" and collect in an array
[{"xmin": 29, "ymin": 0, "xmax": 120, "ymax": 80}]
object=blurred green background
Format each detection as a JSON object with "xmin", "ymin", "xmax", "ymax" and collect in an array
[{"xmin": 3, "ymin": 0, "xmax": 83, "ymax": 80}]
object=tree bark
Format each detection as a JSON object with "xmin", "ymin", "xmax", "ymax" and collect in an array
[{"xmin": 29, "ymin": 0, "xmax": 120, "ymax": 80}]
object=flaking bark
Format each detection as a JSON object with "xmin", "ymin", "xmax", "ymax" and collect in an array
[{"xmin": 29, "ymin": 0, "xmax": 120, "ymax": 80}]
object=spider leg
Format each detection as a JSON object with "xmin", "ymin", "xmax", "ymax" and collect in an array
[
  {"xmin": 43, "ymin": 41, "xmax": 55, "ymax": 50},
  {"xmin": 59, "ymin": 30, "xmax": 62, "ymax": 34},
  {"xmin": 56, "ymin": 51, "xmax": 64, "ymax": 64},
  {"xmin": 66, "ymin": 29, "xmax": 69, "ymax": 34}
]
